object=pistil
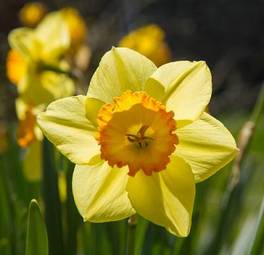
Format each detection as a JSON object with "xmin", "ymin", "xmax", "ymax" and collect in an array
[{"xmin": 126, "ymin": 125, "xmax": 153, "ymax": 148}]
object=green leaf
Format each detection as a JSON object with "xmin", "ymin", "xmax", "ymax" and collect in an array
[
  {"xmin": 25, "ymin": 199, "xmax": 48, "ymax": 255},
  {"xmin": 42, "ymin": 138, "xmax": 64, "ymax": 255},
  {"xmin": 248, "ymin": 198, "xmax": 264, "ymax": 255}
]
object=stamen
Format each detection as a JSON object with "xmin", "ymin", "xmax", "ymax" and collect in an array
[{"xmin": 126, "ymin": 125, "xmax": 153, "ymax": 148}]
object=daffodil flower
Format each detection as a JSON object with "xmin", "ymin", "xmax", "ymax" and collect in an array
[
  {"xmin": 19, "ymin": 2, "xmax": 47, "ymax": 27},
  {"xmin": 16, "ymin": 99, "xmax": 43, "ymax": 181},
  {"xmin": 61, "ymin": 7, "xmax": 87, "ymax": 51},
  {"xmin": 59, "ymin": 7, "xmax": 91, "ymax": 70},
  {"xmin": 7, "ymin": 12, "xmax": 74, "ymax": 106},
  {"xmin": 37, "ymin": 47, "xmax": 238, "ymax": 236},
  {"xmin": 119, "ymin": 24, "xmax": 171, "ymax": 66}
]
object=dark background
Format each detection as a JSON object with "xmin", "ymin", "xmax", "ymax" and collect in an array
[{"xmin": 1, "ymin": 0, "xmax": 264, "ymax": 120}]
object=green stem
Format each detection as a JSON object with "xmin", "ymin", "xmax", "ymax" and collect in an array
[
  {"xmin": 65, "ymin": 160, "xmax": 81, "ymax": 255},
  {"xmin": 229, "ymin": 84, "xmax": 264, "ymax": 189},
  {"xmin": 250, "ymin": 84, "xmax": 264, "ymax": 123},
  {"xmin": 40, "ymin": 63, "xmax": 77, "ymax": 80},
  {"xmin": 42, "ymin": 138, "xmax": 64, "ymax": 255},
  {"xmin": 248, "ymin": 198, "xmax": 264, "ymax": 255},
  {"xmin": 126, "ymin": 214, "xmax": 137, "ymax": 255}
]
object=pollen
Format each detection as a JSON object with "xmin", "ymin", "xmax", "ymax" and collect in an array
[{"xmin": 97, "ymin": 91, "xmax": 178, "ymax": 176}]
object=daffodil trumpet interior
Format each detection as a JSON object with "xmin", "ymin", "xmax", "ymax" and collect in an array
[
  {"xmin": 97, "ymin": 91, "xmax": 178, "ymax": 176},
  {"xmin": 37, "ymin": 47, "xmax": 238, "ymax": 237}
]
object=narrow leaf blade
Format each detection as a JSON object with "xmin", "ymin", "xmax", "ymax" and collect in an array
[{"xmin": 25, "ymin": 199, "xmax": 48, "ymax": 255}]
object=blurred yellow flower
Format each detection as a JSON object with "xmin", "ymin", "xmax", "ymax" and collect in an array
[
  {"xmin": 17, "ymin": 106, "xmax": 36, "ymax": 148},
  {"xmin": 8, "ymin": 11, "xmax": 74, "ymax": 106},
  {"xmin": 74, "ymin": 44, "xmax": 91, "ymax": 71},
  {"xmin": 119, "ymin": 24, "xmax": 171, "ymax": 66},
  {"xmin": 38, "ymin": 47, "xmax": 237, "ymax": 237},
  {"xmin": 16, "ymin": 99, "xmax": 43, "ymax": 181},
  {"xmin": 19, "ymin": 2, "xmax": 47, "ymax": 27},
  {"xmin": 61, "ymin": 7, "xmax": 87, "ymax": 50},
  {"xmin": 6, "ymin": 49, "xmax": 26, "ymax": 85}
]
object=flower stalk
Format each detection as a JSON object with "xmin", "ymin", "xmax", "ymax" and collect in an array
[
  {"xmin": 42, "ymin": 138, "xmax": 64, "ymax": 255},
  {"xmin": 39, "ymin": 63, "xmax": 76, "ymax": 80},
  {"xmin": 126, "ymin": 214, "xmax": 137, "ymax": 255}
]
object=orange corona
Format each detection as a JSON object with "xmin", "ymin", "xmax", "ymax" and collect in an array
[{"xmin": 97, "ymin": 91, "xmax": 178, "ymax": 176}]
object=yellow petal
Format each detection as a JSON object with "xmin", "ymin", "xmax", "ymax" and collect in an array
[
  {"xmin": 37, "ymin": 96, "xmax": 100, "ymax": 164},
  {"xmin": 35, "ymin": 12, "xmax": 70, "ymax": 59},
  {"xmin": 87, "ymin": 47, "xmax": 157, "ymax": 103},
  {"xmin": 18, "ymin": 71, "xmax": 55, "ymax": 106},
  {"xmin": 19, "ymin": 2, "xmax": 47, "ymax": 27},
  {"xmin": 61, "ymin": 7, "xmax": 87, "ymax": 48},
  {"xmin": 175, "ymin": 112, "xmax": 238, "ymax": 182},
  {"xmin": 6, "ymin": 49, "xmax": 27, "ymax": 85},
  {"xmin": 18, "ymin": 70, "xmax": 74, "ymax": 106},
  {"xmin": 23, "ymin": 140, "xmax": 42, "ymax": 182},
  {"xmin": 118, "ymin": 24, "xmax": 171, "ymax": 67},
  {"xmin": 8, "ymin": 28, "xmax": 36, "ymax": 60},
  {"xmin": 148, "ymin": 61, "xmax": 212, "ymax": 123},
  {"xmin": 72, "ymin": 162, "xmax": 135, "ymax": 222},
  {"xmin": 40, "ymin": 71, "xmax": 75, "ymax": 99},
  {"xmin": 85, "ymin": 97, "xmax": 105, "ymax": 127},
  {"xmin": 127, "ymin": 156, "xmax": 195, "ymax": 237},
  {"xmin": 16, "ymin": 98, "xmax": 29, "ymax": 120},
  {"xmin": 16, "ymin": 98, "xmax": 46, "ymax": 121},
  {"xmin": 144, "ymin": 78, "xmax": 165, "ymax": 101}
]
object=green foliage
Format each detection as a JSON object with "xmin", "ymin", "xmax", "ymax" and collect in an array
[
  {"xmin": 0, "ymin": 112, "xmax": 263, "ymax": 255},
  {"xmin": 25, "ymin": 199, "xmax": 48, "ymax": 255}
]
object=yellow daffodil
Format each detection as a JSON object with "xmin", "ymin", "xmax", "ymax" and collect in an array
[
  {"xmin": 119, "ymin": 24, "xmax": 171, "ymax": 66},
  {"xmin": 6, "ymin": 49, "xmax": 27, "ymax": 85},
  {"xmin": 59, "ymin": 7, "xmax": 90, "ymax": 69},
  {"xmin": 19, "ymin": 2, "xmax": 47, "ymax": 27},
  {"xmin": 61, "ymin": 7, "xmax": 87, "ymax": 51},
  {"xmin": 7, "ymin": 11, "xmax": 74, "ymax": 106},
  {"xmin": 37, "ymin": 47, "xmax": 238, "ymax": 236},
  {"xmin": 16, "ymin": 99, "xmax": 43, "ymax": 181}
]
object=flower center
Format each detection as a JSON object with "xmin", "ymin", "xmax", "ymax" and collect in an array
[
  {"xmin": 126, "ymin": 125, "xmax": 153, "ymax": 149},
  {"xmin": 97, "ymin": 91, "xmax": 178, "ymax": 176}
]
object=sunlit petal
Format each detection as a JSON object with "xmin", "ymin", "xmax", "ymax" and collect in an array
[
  {"xmin": 37, "ymin": 96, "xmax": 100, "ymax": 164},
  {"xmin": 175, "ymin": 112, "xmax": 238, "ymax": 182},
  {"xmin": 148, "ymin": 61, "xmax": 212, "ymax": 124},
  {"xmin": 87, "ymin": 47, "xmax": 157, "ymax": 103},
  {"xmin": 127, "ymin": 156, "xmax": 195, "ymax": 236},
  {"xmin": 73, "ymin": 162, "xmax": 135, "ymax": 222}
]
